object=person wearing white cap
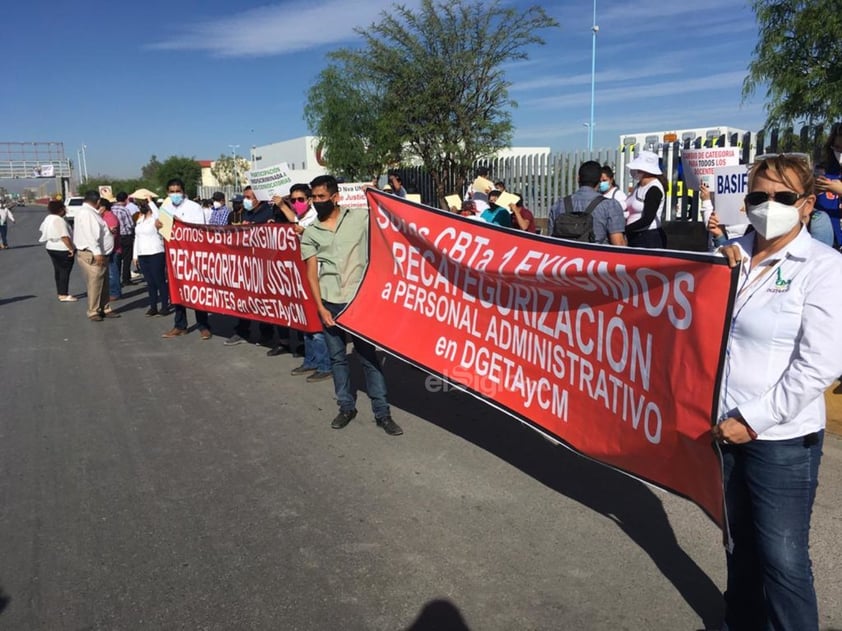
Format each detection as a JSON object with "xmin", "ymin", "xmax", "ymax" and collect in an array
[{"xmin": 625, "ymin": 150, "xmax": 667, "ymax": 248}]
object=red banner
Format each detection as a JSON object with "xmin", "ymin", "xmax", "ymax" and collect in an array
[
  {"xmin": 166, "ymin": 220, "xmax": 322, "ymax": 333},
  {"xmin": 338, "ymin": 190, "xmax": 738, "ymax": 526}
]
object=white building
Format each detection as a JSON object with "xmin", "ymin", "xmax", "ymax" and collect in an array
[{"xmin": 250, "ymin": 136, "xmax": 327, "ymax": 176}]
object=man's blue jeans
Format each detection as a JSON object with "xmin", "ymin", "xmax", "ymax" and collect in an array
[
  {"xmin": 322, "ymin": 301, "xmax": 389, "ymax": 419},
  {"xmin": 303, "ymin": 332, "xmax": 330, "ymax": 372},
  {"xmin": 722, "ymin": 431, "xmax": 823, "ymax": 631}
]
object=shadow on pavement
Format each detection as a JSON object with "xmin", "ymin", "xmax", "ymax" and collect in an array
[
  {"xmin": 368, "ymin": 357, "xmax": 725, "ymax": 629},
  {"xmin": 0, "ymin": 294, "xmax": 36, "ymax": 306},
  {"xmin": 405, "ymin": 598, "xmax": 471, "ymax": 630},
  {"xmin": 0, "ymin": 583, "xmax": 9, "ymax": 615}
]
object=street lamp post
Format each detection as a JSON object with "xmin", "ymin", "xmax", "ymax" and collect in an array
[
  {"xmin": 229, "ymin": 144, "xmax": 240, "ymax": 191},
  {"xmin": 589, "ymin": 0, "xmax": 598, "ymax": 153},
  {"xmin": 81, "ymin": 144, "xmax": 89, "ymax": 183}
]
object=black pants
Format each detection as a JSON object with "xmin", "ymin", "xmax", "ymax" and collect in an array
[
  {"xmin": 120, "ymin": 235, "xmax": 134, "ymax": 283},
  {"xmin": 47, "ymin": 248, "xmax": 74, "ymax": 296},
  {"xmin": 234, "ymin": 317, "xmax": 275, "ymax": 341},
  {"xmin": 138, "ymin": 252, "xmax": 169, "ymax": 311},
  {"xmin": 627, "ymin": 227, "xmax": 666, "ymax": 249}
]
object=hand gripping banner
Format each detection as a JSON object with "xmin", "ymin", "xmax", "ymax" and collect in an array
[
  {"xmin": 338, "ymin": 190, "xmax": 738, "ymax": 527},
  {"xmin": 166, "ymin": 220, "xmax": 322, "ymax": 333}
]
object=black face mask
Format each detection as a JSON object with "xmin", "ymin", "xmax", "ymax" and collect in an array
[{"xmin": 313, "ymin": 200, "xmax": 335, "ymax": 219}]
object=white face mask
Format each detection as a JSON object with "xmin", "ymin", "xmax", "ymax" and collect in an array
[
  {"xmin": 746, "ymin": 200, "xmax": 802, "ymax": 239},
  {"xmin": 212, "ymin": 201, "xmax": 222, "ymax": 209}
]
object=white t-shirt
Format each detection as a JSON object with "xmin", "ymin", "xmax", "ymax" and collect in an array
[
  {"xmin": 39, "ymin": 214, "xmax": 73, "ymax": 251},
  {"xmin": 134, "ymin": 213, "xmax": 165, "ymax": 257},
  {"xmin": 626, "ymin": 179, "xmax": 664, "ymax": 229}
]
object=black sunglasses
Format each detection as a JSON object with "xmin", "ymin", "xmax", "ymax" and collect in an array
[
  {"xmin": 744, "ymin": 191, "xmax": 807, "ymax": 207},
  {"xmin": 290, "ymin": 197, "xmax": 308, "ymax": 202}
]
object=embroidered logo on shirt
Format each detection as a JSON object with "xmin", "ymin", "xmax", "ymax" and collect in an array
[{"xmin": 768, "ymin": 267, "xmax": 792, "ymax": 293}]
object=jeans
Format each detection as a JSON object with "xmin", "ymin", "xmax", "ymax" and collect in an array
[
  {"xmin": 138, "ymin": 253, "xmax": 169, "ymax": 311},
  {"xmin": 0, "ymin": 224, "xmax": 7, "ymax": 246},
  {"xmin": 303, "ymin": 331, "xmax": 330, "ymax": 372},
  {"xmin": 722, "ymin": 431, "xmax": 824, "ymax": 631},
  {"xmin": 173, "ymin": 305, "xmax": 209, "ymax": 332},
  {"xmin": 322, "ymin": 301, "xmax": 389, "ymax": 418},
  {"xmin": 108, "ymin": 252, "xmax": 122, "ymax": 299},
  {"xmin": 47, "ymin": 249, "xmax": 74, "ymax": 296}
]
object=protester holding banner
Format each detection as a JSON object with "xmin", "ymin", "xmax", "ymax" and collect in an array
[
  {"xmin": 133, "ymin": 200, "xmax": 169, "ymax": 317},
  {"xmin": 387, "ymin": 172, "xmax": 407, "ymax": 198},
  {"xmin": 714, "ymin": 154, "xmax": 842, "ymax": 631},
  {"xmin": 300, "ymin": 175, "xmax": 403, "ymax": 435},
  {"xmin": 270, "ymin": 184, "xmax": 332, "ymax": 380},
  {"xmin": 161, "ymin": 178, "xmax": 212, "ymax": 340},
  {"xmin": 225, "ymin": 186, "xmax": 278, "ymax": 348},
  {"xmin": 625, "ymin": 151, "xmax": 667, "ymax": 248}
]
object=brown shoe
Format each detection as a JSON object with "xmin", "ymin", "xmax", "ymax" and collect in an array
[
  {"xmin": 199, "ymin": 329, "xmax": 212, "ymax": 341},
  {"xmin": 89, "ymin": 314, "xmax": 103, "ymax": 322},
  {"xmin": 162, "ymin": 327, "xmax": 188, "ymax": 338},
  {"xmin": 100, "ymin": 311, "xmax": 121, "ymax": 318}
]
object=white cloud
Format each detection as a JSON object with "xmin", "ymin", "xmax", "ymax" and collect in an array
[{"xmin": 149, "ymin": 0, "xmax": 421, "ymax": 57}]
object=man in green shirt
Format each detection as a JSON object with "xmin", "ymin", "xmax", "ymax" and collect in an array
[{"xmin": 300, "ymin": 175, "xmax": 403, "ymax": 436}]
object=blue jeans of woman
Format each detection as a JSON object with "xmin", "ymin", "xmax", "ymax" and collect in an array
[
  {"xmin": 322, "ymin": 301, "xmax": 389, "ymax": 419},
  {"xmin": 302, "ymin": 332, "xmax": 330, "ymax": 372},
  {"xmin": 0, "ymin": 224, "xmax": 8, "ymax": 246},
  {"xmin": 722, "ymin": 431, "xmax": 823, "ymax": 631},
  {"xmin": 138, "ymin": 252, "xmax": 169, "ymax": 312}
]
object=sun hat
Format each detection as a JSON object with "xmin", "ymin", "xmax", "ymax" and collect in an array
[{"xmin": 627, "ymin": 150, "xmax": 662, "ymax": 175}]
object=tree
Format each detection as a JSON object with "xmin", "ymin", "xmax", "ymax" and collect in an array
[
  {"xmin": 210, "ymin": 154, "xmax": 251, "ymax": 188},
  {"xmin": 743, "ymin": 0, "xmax": 842, "ymax": 127},
  {"xmin": 305, "ymin": 65, "xmax": 403, "ymax": 180},
  {"xmin": 309, "ymin": 0, "xmax": 557, "ymax": 205},
  {"xmin": 155, "ymin": 156, "xmax": 202, "ymax": 198},
  {"xmin": 141, "ymin": 155, "xmax": 162, "ymax": 182}
]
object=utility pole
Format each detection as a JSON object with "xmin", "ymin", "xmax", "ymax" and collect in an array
[
  {"xmin": 81, "ymin": 144, "xmax": 89, "ymax": 183},
  {"xmin": 588, "ymin": 0, "xmax": 598, "ymax": 152},
  {"xmin": 228, "ymin": 144, "xmax": 240, "ymax": 190}
]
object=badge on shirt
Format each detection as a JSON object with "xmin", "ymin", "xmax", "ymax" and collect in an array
[{"xmin": 768, "ymin": 267, "xmax": 792, "ymax": 293}]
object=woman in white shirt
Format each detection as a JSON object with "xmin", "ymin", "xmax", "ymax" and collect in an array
[
  {"xmin": 38, "ymin": 200, "xmax": 77, "ymax": 301},
  {"xmin": 624, "ymin": 150, "xmax": 667, "ymax": 248},
  {"xmin": 0, "ymin": 201, "xmax": 15, "ymax": 248},
  {"xmin": 132, "ymin": 200, "xmax": 169, "ymax": 316},
  {"xmin": 714, "ymin": 154, "xmax": 842, "ymax": 630}
]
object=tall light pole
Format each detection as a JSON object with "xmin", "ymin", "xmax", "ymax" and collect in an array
[
  {"xmin": 588, "ymin": 0, "xmax": 599, "ymax": 153},
  {"xmin": 228, "ymin": 144, "xmax": 240, "ymax": 190},
  {"xmin": 81, "ymin": 144, "xmax": 89, "ymax": 183},
  {"xmin": 77, "ymin": 149, "xmax": 83, "ymax": 188}
]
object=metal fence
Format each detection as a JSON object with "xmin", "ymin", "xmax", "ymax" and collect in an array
[{"xmin": 395, "ymin": 125, "xmax": 831, "ymax": 222}]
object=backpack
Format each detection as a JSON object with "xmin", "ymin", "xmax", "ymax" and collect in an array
[{"xmin": 552, "ymin": 195, "xmax": 603, "ymax": 242}]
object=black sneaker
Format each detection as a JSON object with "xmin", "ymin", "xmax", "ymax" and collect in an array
[
  {"xmin": 266, "ymin": 344, "xmax": 290, "ymax": 357},
  {"xmin": 306, "ymin": 370, "xmax": 333, "ymax": 383},
  {"xmin": 331, "ymin": 409, "xmax": 357, "ymax": 429},
  {"xmin": 290, "ymin": 364, "xmax": 317, "ymax": 376},
  {"xmin": 376, "ymin": 415, "xmax": 403, "ymax": 436},
  {"xmin": 145, "ymin": 308, "xmax": 159, "ymax": 317},
  {"xmin": 224, "ymin": 334, "xmax": 246, "ymax": 346}
]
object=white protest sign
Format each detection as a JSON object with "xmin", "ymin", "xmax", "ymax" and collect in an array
[
  {"xmin": 712, "ymin": 164, "xmax": 748, "ymax": 227},
  {"xmin": 681, "ymin": 147, "xmax": 741, "ymax": 190},
  {"xmin": 246, "ymin": 162, "xmax": 293, "ymax": 201},
  {"xmin": 338, "ymin": 182, "xmax": 370, "ymax": 209}
]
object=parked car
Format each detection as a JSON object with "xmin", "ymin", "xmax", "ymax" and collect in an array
[{"xmin": 65, "ymin": 196, "xmax": 84, "ymax": 223}]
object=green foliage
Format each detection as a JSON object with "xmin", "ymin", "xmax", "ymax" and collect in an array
[
  {"xmin": 155, "ymin": 156, "xmax": 202, "ymax": 197},
  {"xmin": 307, "ymin": 0, "xmax": 557, "ymax": 205},
  {"xmin": 305, "ymin": 66, "xmax": 402, "ymax": 180},
  {"xmin": 76, "ymin": 177, "xmax": 159, "ymax": 197},
  {"xmin": 141, "ymin": 155, "xmax": 162, "ymax": 182},
  {"xmin": 744, "ymin": 0, "xmax": 842, "ymax": 127}
]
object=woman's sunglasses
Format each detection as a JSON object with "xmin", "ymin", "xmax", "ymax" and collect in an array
[
  {"xmin": 289, "ymin": 197, "xmax": 308, "ymax": 202},
  {"xmin": 744, "ymin": 191, "xmax": 807, "ymax": 207}
]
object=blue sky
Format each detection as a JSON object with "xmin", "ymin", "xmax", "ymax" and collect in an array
[{"xmin": 3, "ymin": 0, "xmax": 763, "ymax": 180}]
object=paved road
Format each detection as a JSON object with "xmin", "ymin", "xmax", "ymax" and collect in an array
[{"xmin": 1, "ymin": 206, "xmax": 840, "ymax": 630}]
